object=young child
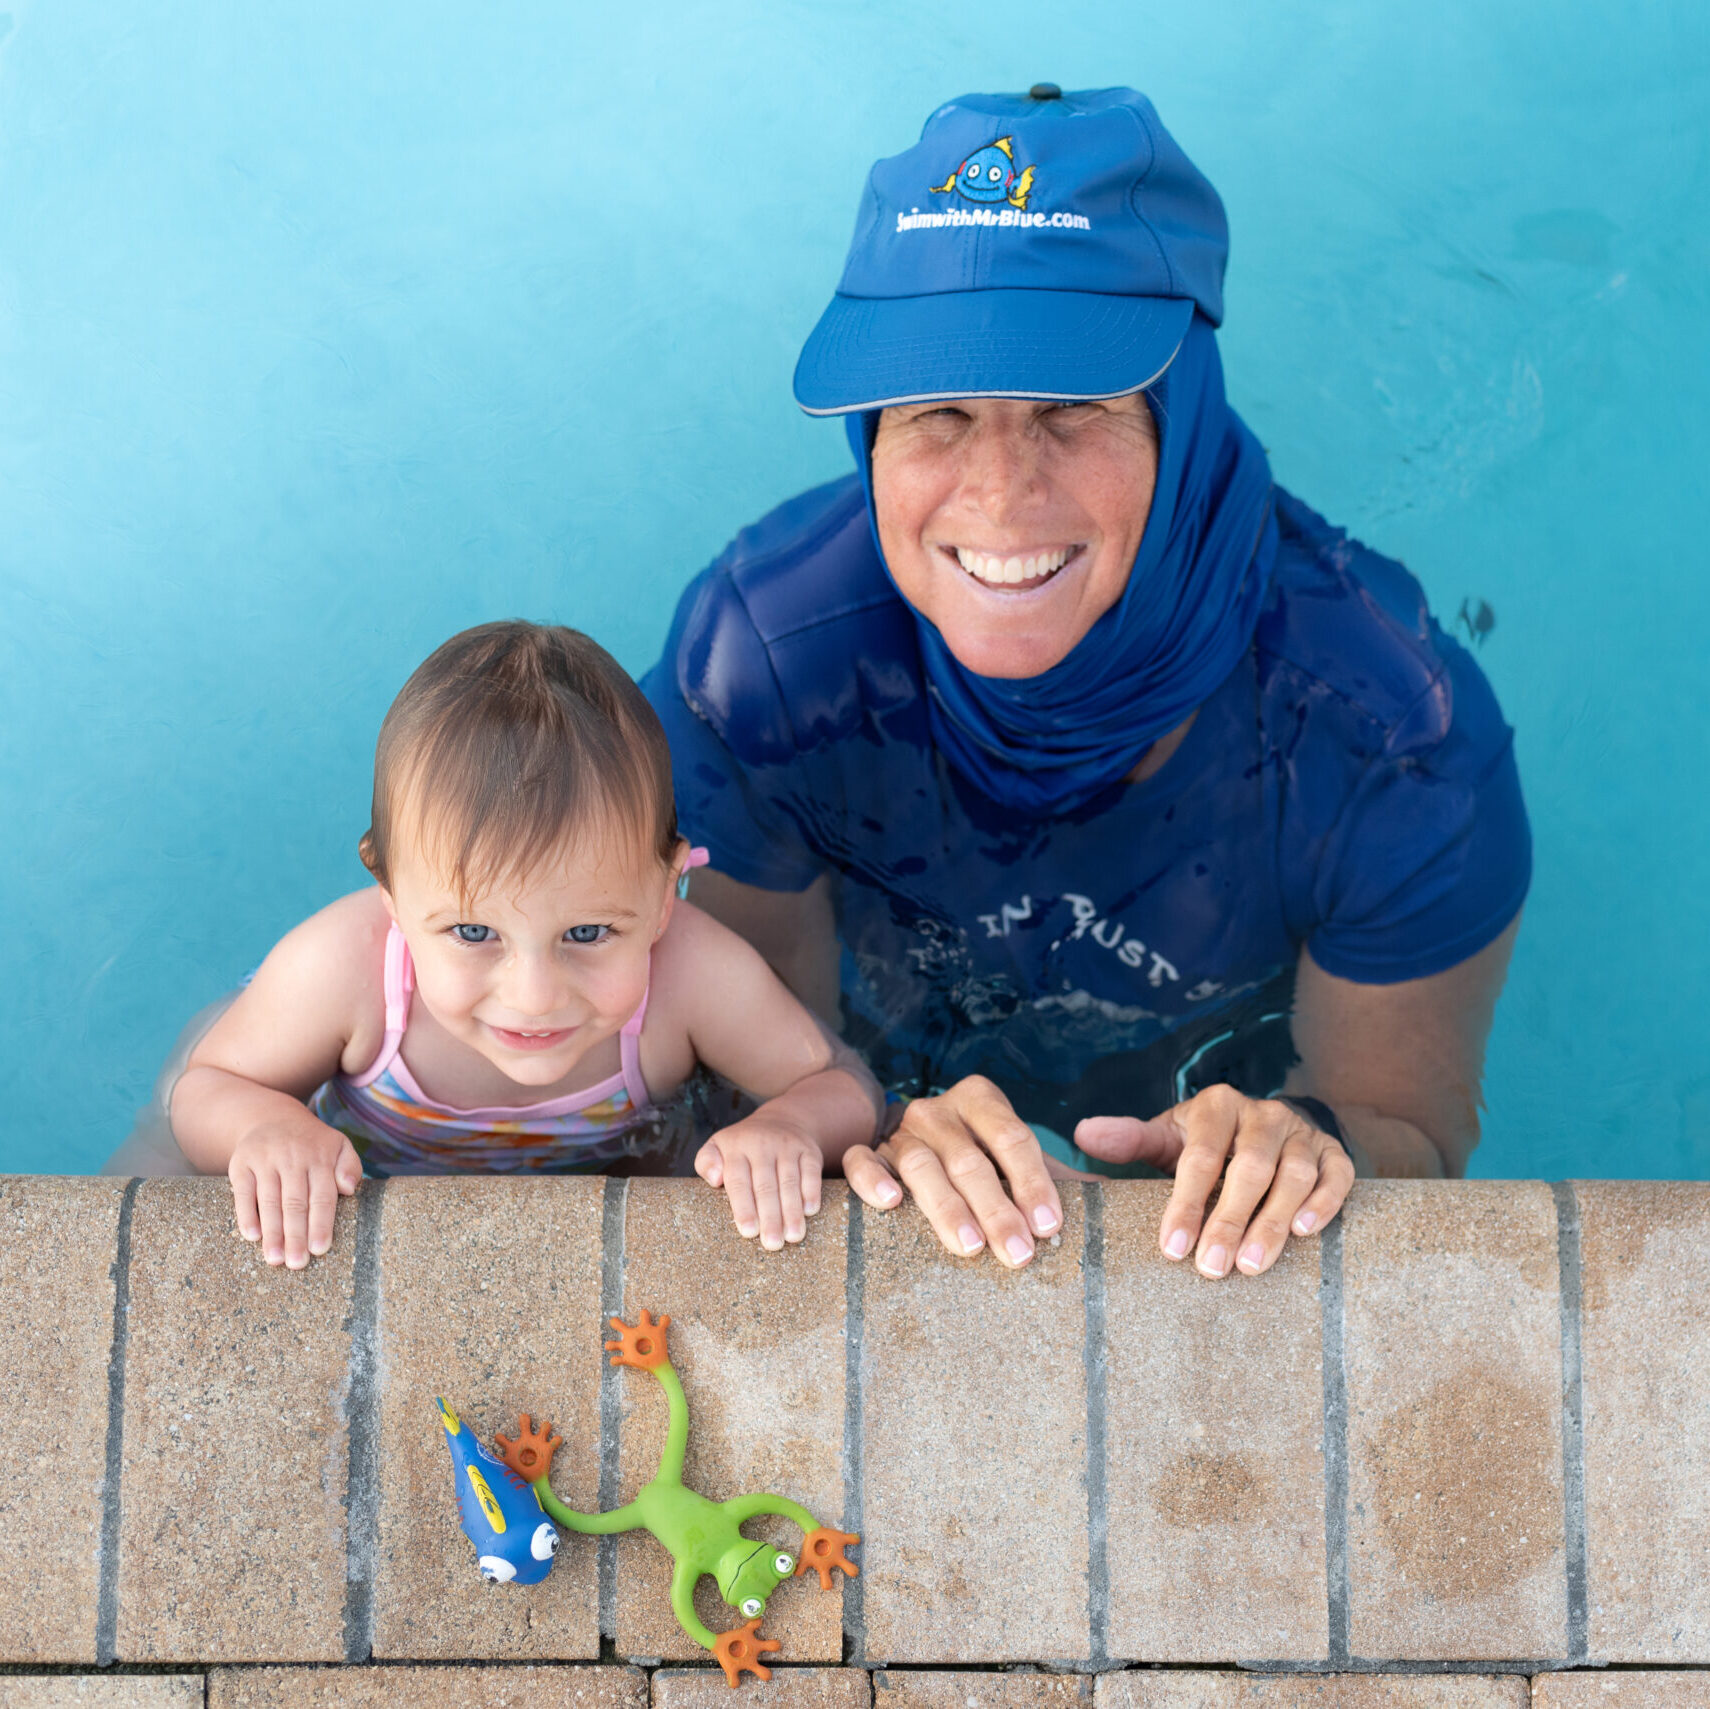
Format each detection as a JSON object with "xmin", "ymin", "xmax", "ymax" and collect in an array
[{"xmin": 171, "ymin": 621, "xmax": 882, "ymax": 1268}]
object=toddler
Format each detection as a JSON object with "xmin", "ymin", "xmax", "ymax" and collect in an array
[{"xmin": 172, "ymin": 621, "xmax": 881, "ymax": 1267}]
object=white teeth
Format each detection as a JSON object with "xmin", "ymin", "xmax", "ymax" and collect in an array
[{"xmin": 954, "ymin": 546, "xmax": 1072, "ymax": 586}]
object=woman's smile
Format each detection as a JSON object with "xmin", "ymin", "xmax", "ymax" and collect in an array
[{"xmin": 947, "ymin": 542, "xmax": 1084, "ymax": 593}]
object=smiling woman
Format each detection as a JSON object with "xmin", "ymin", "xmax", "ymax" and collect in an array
[{"xmin": 644, "ymin": 85, "xmax": 1531, "ymax": 1280}]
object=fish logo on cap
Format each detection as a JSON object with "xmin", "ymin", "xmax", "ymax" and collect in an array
[{"xmin": 929, "ymin": 136, "xmax": 1035, "ymax": 210}]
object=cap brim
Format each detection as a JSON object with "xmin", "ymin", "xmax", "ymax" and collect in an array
[{"xmin": 793, "ymin": 288, "xmax": 1193, "ymax": 416}]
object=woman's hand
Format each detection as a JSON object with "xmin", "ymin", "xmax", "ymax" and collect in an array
[
  {"xmin": 227, "ymin": 1113, "xmax": 362, "ymax": 1270},
  {"xmin": 1076, "ymin": 1085, "xmax": 1355, "ymax": 1277},
  {"xmin": 695, "ymin": 1114, "xmax": 826, "ymax": 1251},
  {"xmin": 840, "ymin": 1076, "xmax": 1062, "ymax": 1267}
]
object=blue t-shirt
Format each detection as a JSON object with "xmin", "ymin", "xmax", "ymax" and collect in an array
[{"xmin": 643, "ymin": 476, "xmax": 1530, "ymax": 1138}]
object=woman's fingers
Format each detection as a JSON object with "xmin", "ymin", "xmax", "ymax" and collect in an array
[
  {"xmin": 888, "ymin": 1079, "xmax": 1051, "ymax": 1266},
  {"xmin": 1236, "ymin": 1136, "xmax": 1356, "ymax": 1274},
  {"xmin": 1075, "ymin": 1114, "xmax": 1185, "ymax": 1171},
  {"xmin": 841, "ymin": 1145, "xmax": 902, "ymax": 1210},
  {"xmin": 1292, "ymin": 1147, "xmax": 1356, "ymax": 1237}
]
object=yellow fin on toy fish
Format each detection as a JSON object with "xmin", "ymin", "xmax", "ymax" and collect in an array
[{"xmin": 1008, "ymin": 164, "xmax": 1035, "ymax": 211}]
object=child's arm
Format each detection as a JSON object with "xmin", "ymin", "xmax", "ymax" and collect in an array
[
  {"xmin": 171, "ymin": 890, "xmax": 385, "ymax": 1269},
  {"xmin": 650, "ymin": 906, "xmax": 882, "ymax": 1250}
]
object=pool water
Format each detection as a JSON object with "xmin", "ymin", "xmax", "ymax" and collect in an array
[{"xmin": 4, "ymin": 0, "xmax": 1707, "ymax": 1178}]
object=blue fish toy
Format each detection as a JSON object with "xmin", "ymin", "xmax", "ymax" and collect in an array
[{"xmin": 436, "ymin": 1396, "xmax": 560, "ymax": 1584}]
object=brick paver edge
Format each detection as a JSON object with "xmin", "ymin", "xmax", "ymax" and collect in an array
[
  {"xmin": 95, "ymin": 1177, "xmax": 143, "ymax": 1668},
  {"xmin": 842, "ymin": 1196, "xmax": 869, "ymax": 1668},
  {"xmin": 601, "ymin": 1176, "xmax": 630, "ymax": 1646},
  {"xmin": 1319, "ymin": 1215, "xmax": 1351, "ymax": 1671},
  {"xmin": 1082, "ymin": 1187, "xmax": 1112, "ymax": 1669},
  {"xmin": 342, "ymin": 1179, "xmax": 387, "ymax": 1664},
  {"xmin": 1550, "ymin": 1183, "xmax": 1590, "ymax": 1667}
]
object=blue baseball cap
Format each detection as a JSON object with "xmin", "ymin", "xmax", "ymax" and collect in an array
[{"xmin": 794, "ymin": 85, "xmax": 1229, "ymax": 416}]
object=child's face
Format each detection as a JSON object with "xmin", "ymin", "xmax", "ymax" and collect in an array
[{"xmin": 382, "ymin": 824, "xmax": 682, "ymax": 1087}]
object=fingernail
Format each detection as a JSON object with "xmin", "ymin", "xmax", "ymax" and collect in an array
[
  {"xmin": 1238, "ymin": 1242, "xmax": 1265, "ymax": 1272},
  {"xmin": 264, "ymin": 1246, "xmax": 281, "ymax": 1264},
  {"xmin": 286, "ymin": 1253, "xmax": 308, "ymax": 1272},
  {"xmin": 739, "ymin": 1222, "xmax": 759, "ymax": 1239},
  {"xmin": 876, "ymin": 1183, "xmax": 900, "ymax": 1206},
  {"xmin": 1033, "ymin": 1205, "xmax": 1059, "ymax": 1235},
  {"xmin": 309, "ymin": 1239, "xmax": 329, "ymax": 1256},
  {"xmin": 1199, "ymin": 1244, "xmax": 1229, "ymax": 1278},
  {"xmin": 1294, "ymin": 1210, "xmax": 1318, "ymax": 1234},
  {"xmin": 1005, "ymin": 1234, "xmax": 1034, "ymax": 1266},
  {"xmin": 1165, "ymin": 1229, "xmax": 1191, "ymax": 1260},
  {"xmin": 959, "ymin": 1224, "xmax": 984, "ymax": 1255}
]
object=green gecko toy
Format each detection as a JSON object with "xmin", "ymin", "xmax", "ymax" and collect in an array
[{"xmin": 493, "ymin": 1309, "xmax": 859, "ymax": 1685}]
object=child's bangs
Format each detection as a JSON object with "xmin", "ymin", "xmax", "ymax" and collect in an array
[{"xmin": 398, "ymin": 733, "xmax": 668, "ymax": 907}]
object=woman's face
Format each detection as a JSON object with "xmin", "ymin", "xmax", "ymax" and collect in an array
[{"xmin": 870, "ymin": 393, "xmax": 1159, "ymax": 679}]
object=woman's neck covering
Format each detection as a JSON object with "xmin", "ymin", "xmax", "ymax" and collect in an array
[{"xmin": 848, "ymin": 315, "xmax": 1278, "ymax": 816}]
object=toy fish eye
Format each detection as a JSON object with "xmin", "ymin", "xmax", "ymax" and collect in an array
[
  {"xmin": 479, "ymin": 1555, "xmax": 517, "ymax": 1583},
  {"xmin": 963, "ymin": 162, "xmax": 979, "ymax": 177},
  {"xmin": 532, "ymin": 1522, "xmax": 560, "ymax": 1561},
  {"xmin": 740, "ymin": 1596, "xmax": 764, "ymax": 1619},
  {"xmin": 773, "ymin": 1551, "xmax": 795, "ymax": 1577},
  {"xmin": 988, "ymin": 165, "xmax": 1003, "ymax": 181}
]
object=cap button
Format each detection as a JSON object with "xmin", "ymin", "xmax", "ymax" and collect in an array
[{"xmin": 1028, "ymin": 82, "xmax": 1062, "ymax": 100}]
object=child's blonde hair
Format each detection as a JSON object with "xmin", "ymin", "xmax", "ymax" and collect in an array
[{"xmin": 359, "ymin": 621, "xmax": 680, "ymax": 899}]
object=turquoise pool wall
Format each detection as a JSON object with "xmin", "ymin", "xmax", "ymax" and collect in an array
[{"xmin": 4, "ymin": 1, "xmax": 1706, "ymax": 1177}]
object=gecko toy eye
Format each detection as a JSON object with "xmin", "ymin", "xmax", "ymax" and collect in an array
[
  {"xmin": 532, "ymin": 1522, "xmax": 560, "ymax": 1561},
  {"xmin": 741, "ymin": 1596, "xmax": 764, "ymax": 1618},
  {"xmin": 478, "ymin": 1555, "xmax": 517, "ymax": 1582},
  {"xmin": 773, "ymin": 1552, "xmax": 795, "ymax": 1577}
]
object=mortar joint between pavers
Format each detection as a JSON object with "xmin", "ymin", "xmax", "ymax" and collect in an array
[
  {"xmin": 599, "ymin": 1174, "xmax": 629, "ymax": 1643},
  {"xmin": 1550, "ymin": 1180, "xmax": 1590, "ymax": 1667},
  {"xmin": 842, "ymin": 1194, "xmax": 868, "ymax": 1669},
  {"xmin": 95, "ymin": 1176, "xmax": 142, "ymax": 1668},
  {"xmin": 1318, "ymin": 1215, "xmax": 1350, "ymax": 1669},
  {"xmin": 341, "ymin": 1178, "xmax": 387, "ymax": 1665},
  {"xmin": 1082, "ymin": 1184, "xmax": 1111, "ymax": 1669}
]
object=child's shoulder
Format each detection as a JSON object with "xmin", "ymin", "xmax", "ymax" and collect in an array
[
  {"xmin": 251, "ymin": 887, "xmax": 392, "ymax": 1048},
  {"xmin": 645, "ymin": 901, "xmax": 764, "ymax": 1018}
]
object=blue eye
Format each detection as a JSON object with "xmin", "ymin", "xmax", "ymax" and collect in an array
[
  {"xmin": 565, "ymin": 924, "xmax": 609, "ymax": 945},
  {"xmin": 452, "ymin": 923, "xmax": 495, "ymax": 944}
]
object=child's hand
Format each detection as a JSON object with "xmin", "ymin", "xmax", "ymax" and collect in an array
[
  {"xmin": 695, "ymin": 1115, "xmax": 825, "ymax": 1251},
  {"xmin": 227, "ymin": 1114, "xmax": 363, "ymax": 1270}
]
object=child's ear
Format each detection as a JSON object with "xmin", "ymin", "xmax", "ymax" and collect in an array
[{"xmin": 654, "ymin": 839, "xmax": 694, "ymax": 940}]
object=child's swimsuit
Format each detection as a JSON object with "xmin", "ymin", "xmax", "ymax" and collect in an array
[{"xmin": 310, "ymin": 921, "xmax": 664, "ymax": 1175}]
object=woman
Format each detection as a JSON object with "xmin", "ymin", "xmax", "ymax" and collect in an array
[{"xmin": 643, "ymin": 85, "xmax": 1529, "ymax": 1277}]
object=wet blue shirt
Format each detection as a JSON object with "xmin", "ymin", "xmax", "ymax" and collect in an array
[{"xmin": 642, "ymin": 476, "xmax": 1530, "ymax": 1131}]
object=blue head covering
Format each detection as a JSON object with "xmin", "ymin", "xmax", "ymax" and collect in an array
[{"xmin": 847, "ymin": 315, "xmax": 1278, "ymax": 814}]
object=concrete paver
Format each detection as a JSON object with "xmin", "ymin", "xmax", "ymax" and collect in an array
[
  {"xmin": 1102, "ymin": 1179, "xmax": 1328, "ymax": 1661},
  {"xmin": 1342, "ymin": 1181, "xmax": 1568, "ymax": 1660},
  {"xmin": 860, "ymin": 1189, "xmax": 1091, "ymax": 1663},
  {"xmin": 876, "ymin": 1670, "xmax": 1091, "ymax": 1709},
  {"xmin": 1097, "ymin": 1673, "xmax": 1528, "ymax": 1708},
  {"xmin": 652, "ymin": 1666, "xmax": 869, "ymax": 1709},
  {"xmin": 371, "ymin": 1175, "xmax": 604, "ymax": 1660},
  {"xmin": 614, "ymin": 1179, "xmax": 850, "ymax": 1663},
  {"xmin": 209, "ymin": 1662, "xmax": 645, "ymax": 1706},
  {"xmin": 1533, "ymin": 1673, "xmax": 1710, "ymax": 1707},
  {"xmin": 114, "ymin": 1178, "xmax": 357, "ymax": 1661},
  {"xmin": 1, "ymin": 1681, "xmax": 203, "ymax": 1708},
  {"xmin": 0, "ymin": 1176, "xmax": 128, "ymax": 1662},
  {"xmin": 1574, "ymin": 1180, "xmax": 1710, "ymax": 1663}
]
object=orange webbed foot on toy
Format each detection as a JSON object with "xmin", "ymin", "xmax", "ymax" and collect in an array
[
  {"xmin": 794, "ymin": 1526, "xmax": 860, "ymax": 1591},
  {"xmin": 605, "ymin": 1308, "xmax": 671, "ymax": 1371},
  {"xmin": 713, "ymin": 1618, "xmax": 780, "ymax": 1686},
  {"xmin": 493, "ymin": 1413, "xmax": 562, "ymax": 1482}
]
